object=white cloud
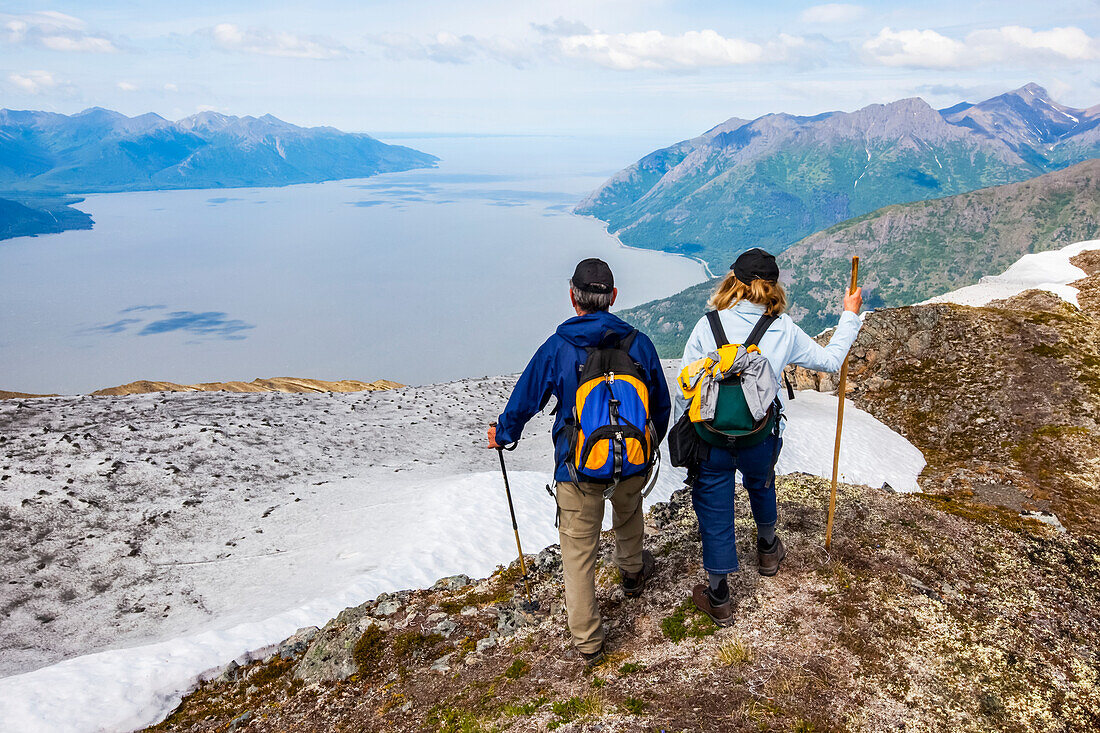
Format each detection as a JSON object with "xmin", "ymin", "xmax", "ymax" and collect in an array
[
  {"xmin": 368, "ymin": 31, "xmax": 532, "ymax": 67},
  {"xmin": 164, "ymin": 82, "xmax": 178, "ymax": 92},
  {"xmin": 863, "ymin": 25, "xmax": 1099, "ymax": 68},
  {"xmin": 366, "ymin": 24, "xmax": 810, "ymax": 72},
  {"xmin": 800, "ymin": 4, "xmax": 865, "ymax": 24},
  {"xmin": 967, "ymin": 26, "xmax": 1098, "ymax": 62},
  {"xmin": 553, "ymin": 29, "xmax": 806, "ymax": 70},
  {"xmin": 0, "ymin": 11, "xmax": 118, "ymax": 53},
  {"xmin": 117, "ymin": 81, "xmax": 137, "ymax": 92},
  {"xmin": 8, "ymin": 70, "xmax": 73, "ymax": 95},
  {"xmin": 205, "ymin": 23, "xmax": 346, "ymax": 59},
  {"xmin": 40, "ymin": 34, "xmax": 116, "ymax": 52},
  {"xmin": 862, "ymin": 28, "xmax": 966, "ymax": 68}
]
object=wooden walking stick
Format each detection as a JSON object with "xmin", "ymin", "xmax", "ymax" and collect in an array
[{"xmin": 825, "ymin": 256, "xmax": 859, "ymax": 551}]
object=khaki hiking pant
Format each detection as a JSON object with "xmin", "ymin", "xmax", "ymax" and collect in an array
[{"xmin": 556, "ymin": 474, "xmax": 647, "ymax": 654}]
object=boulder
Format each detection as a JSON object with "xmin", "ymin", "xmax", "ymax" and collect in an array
[
  {"xmin": 431, "ymin": 574, "xmax": 473, "ymax": 590},
  {"xmin": 475, "ymin": 633, "xmax": 498, "ymax": 652},
  {"xmin": 372, "ymin": 600, "xmax": 402, "ymax": 617},
  {"xmin": 294, "ymin": 603, "xmax": 375, "ymax": 683},
  {"xmin": 228, "ymin": 711, "xmax": 253, "ymax": 731},
  {"xmin": 277, "ymin": 626, "xmax": 319, "ymax": 660},
  {"xmin": 431, "ymin": 618, "xmax": 458, "ymax": 637},
  {"xmin": 429, "ymin": 653, "xmax": 453, "ymax": 674}
]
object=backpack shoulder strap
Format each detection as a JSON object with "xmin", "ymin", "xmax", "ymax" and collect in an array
[
  {"xmin": 705, "ymin": 310, "xmax": 729, "ymax": 347},
  {"xmin": 618, "ymin": 328, "xmax": 638, "ymax": 353},
  {"xmin": 744, "ymin": 313, "xmax": 777, "ymax": 348}
]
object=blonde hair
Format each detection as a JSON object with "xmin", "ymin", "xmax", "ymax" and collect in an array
[{"xmin": 708, "ymin": 272, "xmax": 787, "ymax": 316}]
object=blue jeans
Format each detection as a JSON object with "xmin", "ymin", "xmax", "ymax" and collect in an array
[{"xmin": 691, "ymin": 435, "xmax": 781, "ymax": 574}]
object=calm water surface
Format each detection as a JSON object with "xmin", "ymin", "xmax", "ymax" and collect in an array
[{"xmin": 0, "ymin": 136, "xmax": 705, "ymax": 393}]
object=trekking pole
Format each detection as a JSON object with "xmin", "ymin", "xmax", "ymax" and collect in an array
[
  {"xmin": 825, "ymin": 256, "xmax": 859, "ymax": 552},
  {"xmin": 490, "ymin": 423, "xmax": 535, "ymax": 606}
]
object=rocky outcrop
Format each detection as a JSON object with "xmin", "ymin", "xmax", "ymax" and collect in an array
[
  {"xmin": 789, "ymin": 249, "xmax": 1100, "ymax": 534},
  {"xmin": 147, "ymin": 474, "xmax": 1099, "ymax": 732}
]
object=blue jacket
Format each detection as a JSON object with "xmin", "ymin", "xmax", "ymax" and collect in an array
[{"xmin": 495, "ymin": 311, "xmax": 671, "ymax": 483}]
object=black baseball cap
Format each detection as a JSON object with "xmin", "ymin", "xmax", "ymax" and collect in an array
[
  {"xmin": 571, "ymin": 258, "xmax": 614, "ymax": 294},
  {"xmin": 732, "ymin": 248, "xmax": 779, "ymax": 284}
]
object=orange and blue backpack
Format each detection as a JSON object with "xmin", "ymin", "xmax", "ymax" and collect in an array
[{"xmin": 568, "ymin": 330, "xmax": 656, "ymax": 497}]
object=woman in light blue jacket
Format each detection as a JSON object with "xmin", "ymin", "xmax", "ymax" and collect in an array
[{"xmin": 677, "ymin": 248, "xmax": 862, "ymax": 626}]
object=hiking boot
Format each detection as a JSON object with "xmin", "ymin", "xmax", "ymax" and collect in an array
[
  {"xmin": 691, "ymin": 584, "xmax": 734, "ymax": 627},
  {"xmin": 621, "ymin": 549, "xmax": 656, "ymax": 599},
  {"xmin": 757, "ymin": 536, "xmax": 786, "ymax": 577},
  {"xmin": 580, "ymin": 643, "xmax": 606, "ymax": 668}
]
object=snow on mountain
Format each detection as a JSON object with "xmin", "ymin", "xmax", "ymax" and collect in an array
[
  {"xmin": 942, "ymin": 83, "xmax": 1090, "ymax": 150},
  {"xmin": 924, "ymin": 239, "xmax": 1100, "ymax": 308},
  {"xmin": 0, "ymin": 366, "xmax": 923, "ymax": 732}
]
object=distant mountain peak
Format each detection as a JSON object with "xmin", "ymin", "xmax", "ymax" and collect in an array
[
  {"xmin": 175, "ymin": 111, "xmax": 304, "ymax": 136},
  {"xmin": 884, "ymin": 95, "xmax": 933, "ymax": 109},
  {"xmin": 1014, "ymin": 82, "xmax": 1052, "ymax": 99},
  {"xmin": 177, "ymin": 110, "xmax": 235, "ymax": 128},
  {"xmin": 74, "ymin": 107, "xmax": 127, "ymax": 119},
  {"xmin": 943, "ymin": 82, "xmax": 1087, "ymax": 149},
  {"xmin": 698, "ymin": 116, "xmax": 751, "ymax": 140}
]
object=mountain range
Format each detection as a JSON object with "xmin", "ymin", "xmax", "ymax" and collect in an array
[
  {"xmin": 577, "ymin": 84, "xmax": 1100, "ymax": 273},
  {"xmin": 623, "ymin": 158, "xmax": 1100, "ymax": 348},
  {"xmin": 0, "ymin": 107, "xmax": 437, "ymax": 194}
]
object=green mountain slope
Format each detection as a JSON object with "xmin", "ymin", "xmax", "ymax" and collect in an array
[
  {"xmin": 579, "ymin": 85, "xmax": 1100, "ymax": 274},
  {"xmin": 781, "ymin": 158, "xmax": 1100, "ymax": 334},
  {"xmin": 620, "ymin": 158, "xmax": 1100, "ymax": 356}
]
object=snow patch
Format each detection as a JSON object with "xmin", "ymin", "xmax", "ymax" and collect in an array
[
  {"xmin": 923, "ymin": 239, "xmax": 1100, "ymax": 308},
  {"xmin": 0, "ymin": 387, "xmax": 922, "ymax": 732},
  {"xmin": 780, "ymin": 390, "xmax": 925, "ymax": 492}
]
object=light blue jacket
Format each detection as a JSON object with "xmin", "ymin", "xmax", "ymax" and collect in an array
[{"xmin": 674, "ymin": 301, "xmax": 863, "ymax": 422}]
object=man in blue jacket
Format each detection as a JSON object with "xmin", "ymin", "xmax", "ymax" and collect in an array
[{"xmin": 487, "ymin": 258, "xmax": 671, "ymax": 665}]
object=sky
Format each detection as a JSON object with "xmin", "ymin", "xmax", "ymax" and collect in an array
[{"xmin": 0, "ymin": 1, "xmax": 1098, "ymax": 139}]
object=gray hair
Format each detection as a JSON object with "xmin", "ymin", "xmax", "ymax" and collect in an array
[{"xmin": 570, "ymin": 281, "xmax": 613, "ymax": 313}]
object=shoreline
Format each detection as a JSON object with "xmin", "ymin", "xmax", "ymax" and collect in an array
[
  {"xmin": 0, "ymin": 166, "xmax": 440, "ymax": 245},
  {"xmin": 573, "ymin": 211, "xmax": 716, "ymax": 281}
]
